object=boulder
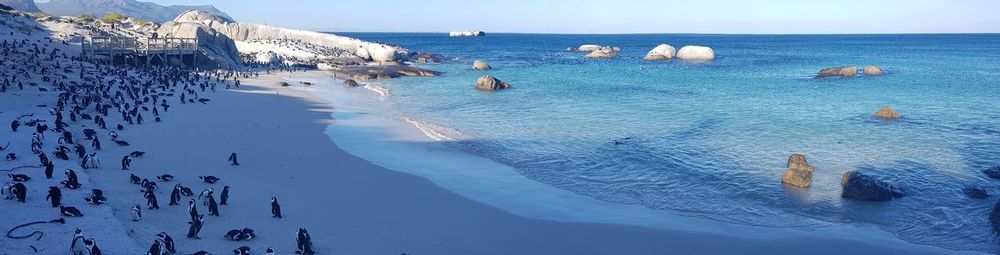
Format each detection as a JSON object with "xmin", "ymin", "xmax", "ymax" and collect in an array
[
  {"xmin": 863, "ymin": 65, "xmax": 884, "ymax": 76},
  {"xmin": 676, "ymin": 46, "xmax": 715, "ymax": 61},
  {"xmin": 576, "ymin": 44, "xmax": 604, "ymax": 52},
  {"xmin": 815, "ymin": 66, "xmax": 858, "ymax": 78},
  {"xmin": 874, "ymin": 106, "xmax": 901, "ymax": 120},
  {"xmin": 992, "ymin": 200, "xmax": 1000, "ymax": 233},
  {"xmin": 255, "ymin": 51, "xmax": 280, "ymax": 64},
  {"xmin": 475, "ymin": 75, "xmax": 511, "ymax": 91},
  {"xmin": 644, "ymin": 44, "xmax": 676, "ymax": 61},
  {"xmin": 342, "ymin": 79, "xmax": 360, "ymax": 88},
  {"xmin": 278, "ymin": 81, "xmax": 290, "ymax": 87},
  {"xmin": 781, "ymin": 154, "xmax": 815, "ymax": 188},
  {"xmin": 984, "ymin": 166, "xmax": 1000, "ymax": 179},
  {"xmin": 449, "ymin": 31, "xmax": 486, "ymax": 37},
  {"xmin": 841, "ymin": 171, "xmax": 904, "ymax": 201},
  {"xmin": 472, "ymin": 60, "xmax": 491, "ymax": 70},
  {"xmin": 585, "ymin": 48, "xmax": 618, "ymax": 59},
  {"xmin": 963, "ymin": 187, "xmax": 988, "ymax": 199}
]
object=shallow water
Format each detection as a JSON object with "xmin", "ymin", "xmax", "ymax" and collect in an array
[{"xmin": 336, "ymin": 32, "xmax": 1000, "ymax": 252}]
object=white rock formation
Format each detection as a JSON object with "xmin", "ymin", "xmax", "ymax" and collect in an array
[
  {"xmin": 676, "ymin": 46, "xmax": 715, "ymax": 61},
  {"xmin": 255, "ymin": 51, "xmax": 279, "ymax": 64},
  {"xmin": 644, "ymin": 44, "xmax": 676, "ymax": 60},
  {"xmin": 449, "ymin": 31, "xmax": 486, "ymax": 37}
]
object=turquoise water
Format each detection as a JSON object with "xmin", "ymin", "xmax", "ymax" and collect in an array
[{"xmin": 339, "ymin": 33, "xmax": 1000, "ymax": 252}]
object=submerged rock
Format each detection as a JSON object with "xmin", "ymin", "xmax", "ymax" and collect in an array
[
  {"xmin": 585, "ymin": 48, "xmax": 618, "ymax": 59},
  {"xmin": 992, "ymin": 200, "xmax": 1000, "ymax": 233},
  {"xmin": 815, "ymin": 66, "xmax": 858, "ymax": 78},
  {"xmin": 676, "ymin": 46, "xmax": 715, "ymax": 61},
  {"xmin": 841, "ymin": 171, "xmax": 903, "ymax": 201},
  {"xmin": 984, "ymin": 166, "xmax": 1000, "ymax": 179},
  {"xmin": 575, "ymin": 44, "xmax": 604, "ymax": 52},
  {"xmin": 963, "ymin": 187, "xmax": 988, "ymax": 199},
  {"xmin": 475, "ymin": 75, "xmax": 511, "ymax": 91},
  {"xmin": 874, "ymin": 106, "xmax": 901, "ymax": 120},
  {"xmin": 472, "ymin": 60, "xmax": 491, "ymax": 70},
  {"xmin": 644, "ymin": 44, "xmax": 676, "ymax": 61},
  {"xmin": 781, "ymin": 154, "xmax": 815, "ymax": 188},
  {"xmin": 864, "ymin": 65, "xmax": 884, "ymax": 76},
  {"xmin": 342, "ymin": 79, "xmax": 360, "ymax": 88}
]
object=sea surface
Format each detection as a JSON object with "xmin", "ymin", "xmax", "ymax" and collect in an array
[{"xmin": 334, "ymin": 33, "xmax": 1000, "ymax": 252}]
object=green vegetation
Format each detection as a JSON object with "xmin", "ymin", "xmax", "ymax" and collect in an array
[
  {"xmin": 77, "ymin": 14, "xmax": 95, "ymax": 22},
  {"xmin": 100, "ymin": 12, "xmax": 124, "ymax": 23},
  {"xmin": 134, "ymin": 19, "xmax": 151, "ymax": 26}
]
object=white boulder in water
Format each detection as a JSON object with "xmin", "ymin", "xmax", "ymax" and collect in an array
[
  {"xmin": 450, "ymin": 31, "xmax": 486, "ymax": 37},
  {"xmin": 676, "ymin": 46, "xmax": 715, "ymax": 61},
  {"xmin": 644, "ymin": 44, "xmax": 676, "ymax": 61}
]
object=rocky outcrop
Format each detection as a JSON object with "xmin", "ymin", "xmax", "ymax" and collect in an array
[
  {"xmin": 585, "ymin": 47, "xmax": 618, "ymax": 59},
  {"xmin": 342, "ymin": 79, "xmax": 359, "ymax": 88},
  {"xmin": 449, "ymin": 31, "xmax": 485, "ymax": 37},
  {"xmin": 815, "ymin": 66, "xmax": 858, "ymax": 78},
  {"xmin": 781, "ymin": 154, "xmax": 815, "ymax": 188},
  {"xmin": 644, "ymin": 44, "xmax": 676, "ymax": 61},
  {"xmin": 255, "ymin": 51, "xmax": 280, "ymax": 65},
  {"xmin": 0, "ymin": 0, "xmax": 39, "ymax": 12},
  {"xmin": 37, "ymin": 0, "xmax": 232, "ymax": 23},
  {"xmin": 874, "ymin": 106, "xmax": 901, "ymax": 120},
  {"xmin": 676, "ymin": 46, "xmax": 715, "ymax": 61},
  {"xmin": 963, "ymin": 187, "xmax": 988, "ymax": 199},
  {"xmin": 863, "ymin": 65, "xmax": 884, "ymax": 76},
  {"xmin": 571, "ymin": 45, "xmax": 620, "ymax": 52},
  {"xmin": 841, "ymin": 171, "xmax": 904, "ymax": 201},
  {"xmin": 984, "ymin": 166, "xmax": 1000, "ymax": 179},
  {"xmin": 165, "ymin": 10, "xmax": 407, "ymax": 63},
  {"xmin": 472, "ymin": 60, "xmax": 491, "ymax": 70},
  {"xmin": 991, "ymin": 200, "xmax": 1000, "ymax": 233},
  {"xmin": 475, "ymin": 75, "xmax": 511, "ymax": 91}
]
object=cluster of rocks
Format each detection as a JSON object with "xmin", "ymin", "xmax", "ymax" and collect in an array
[
  {"xmin": 815, "ymin": 65, "xmax": 884, "ymax": 78},
  {"xmin": 780, "ymin": 154, "xmax": 903, "ymax": 201},
  {"xmin": 475, "ymin": 75, "xmax": 511, "ymax": 91},
  {"xmin": 567, "ymin": 45, "xmax": 622, "ymax": 59},
  {"xmin": 644, "ymin": 44, "xmax": 715, "ymax": 61},
  {"xmin": 449, "ymin": 31, "xmax": 486, "ymax": 37}
]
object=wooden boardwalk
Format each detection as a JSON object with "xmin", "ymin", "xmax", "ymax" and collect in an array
[{"xmin": 82, "ymin": 36, "xmax": 199, "ymax": 68}]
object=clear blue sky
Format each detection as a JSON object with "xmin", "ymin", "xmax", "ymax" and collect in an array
[{"xmin": 120, "ymin": 0, "xmax": 1000, "ymax": 33}]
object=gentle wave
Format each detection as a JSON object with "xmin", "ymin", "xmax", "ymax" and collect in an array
[
  {"xmin": 364, "ymin": 83, "xmax": 390, "ymax": 97},
  {"xmin": 403, "ymin": 117, "xmax": 469, "ymax": 142}
]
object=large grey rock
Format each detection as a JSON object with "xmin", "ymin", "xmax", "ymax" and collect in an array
[
  {"xmin": 815, "ymin": 66, "xmax": 858, "ymax": 78},
  {"xmin": 841, "ymin": 171, "xmax": 904, "ymax": 201},
  {"xmin": 342, "ymin": 79, "xmax": 359, "ymax": 88},
  {"xmin": 874, "ymin": 106, "xmax": 901, "ymax": 120},
  {"xmin": 781, "ymin": 154, "xmax": 815, "ymax": 188},
  {"xmin": 472, "ymin": 60, "xmax": 491, "ymax": 70},
  {"xmin": 156, "ymin": 19, "xmax": 242, "ymax": 68},
  {"xmin": 676, "ymin": 46, "xmax": 715, "ymax": 61},
  {"xmin": 475, "ymin": 75, "xmax": 511, "ymax": 91},
  {"xmin": 585, "ymin": 47, "xmax": 618, "ymax": 59},
  {"xmin": 0, "ymin": 0, "xmax": 39, "ymax": 12},
  {"xmin": 37, "ymin": 0, "xmax": 232, "ymax": 23},
  {"xmin": 864, "ymin": 65, "xmax": 884, "ymax": 76},
  {"xmin": 644, "ymin": 44, "xmax": 676, "ymax": 61}
]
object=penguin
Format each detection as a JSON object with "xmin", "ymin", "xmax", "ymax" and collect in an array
[
  {"xmin": 271, "ymin": 196, "xmax": 282, "ymax": 218},
  {"xmin": 131, "ymin": 204, "xmax": 142, "ymax": 221},
  {"xmin": 85, "ymin": 189, "xmax": 106, "ymax": 205},
  {"xmin": 234, "ymin": 246, "xmax": 251, "ymax": 255},
  {"xmin": 9, "ymin": 173, "xmax": 31, "ymax": 182},
  {"xmin": 240, "ymin": 228, "xmax": 255, "ymax": 240},
  {"xmin": 130, "ymin": 174, "xmax": 142, "ymax": 185},
  {"xmin": 169, "ymin": 184, "xmax": 182, "ymax": 206},
  {"xmin": 265, "ymin": 247, "xmax": 275, "ymax": 255},
  {"xmin": 121, "ymin": 155, "xmax": 131, "ymax": 170},
  {"xmin": 225, "ymin": 229, "xmax": 243, "ymax": 241},
  {"xmin": 188, "ymin": 199, "xmax": 199, "ymax": 223},
  {"xmin": 11, "ymin": 182, "xmax": 26, "ymax": 202},
  {"xmin": 198, "ymin": 188, "xmax": 214, "ymax": 206},
  {"xmin": 156, "ymin": 232, "xmax": 175, "ymax": 255},
  {"xmin": 71, "ymin": 229, "xmax": 87, "ymax": 255},
  {"xmin": 63, "ymin": 169, "xmax": 81, "ymax": 189},
  {"xmin": 208, "ymin": 195, "xmax": 219, "ymax": 216},
  {"xmin": 46, "ymin": 186, "xmax": 61, "ymax": 207},
  {"xmin": 44, "ymin": 161, "xmax": 54, "ymax": 179},
  {"xmin": 60, "ymin": 206, "xmax": 84, "ymax": 217},
  {"xmin": 198, "ymin": 175, "xmax": 220, "ymax": 184},
  {"xmin": 145, "ymin": 190, "xmax": 159, "ymax": 209},
  {"xmin": 86, "ymin": 238, "xmax": 103, "ymax": 255},
  {"xmin": 2, "ymin": 183, "xmax": 13, "ymax": 200},
  {"xmin": 191, "ymin": 251, "xmax": 213, "ymax": 255},
  {"xmin": 228, "ymin": 152, "xmax": 239, "ymax": 166},
  {"xmin": 296, "ymin": 228, "xmax": 314, "ymax": 255},
  {"xmin": 156, "ymin": 174, "xmax": 174, "ymax": 182},
  {"xmin": 220, "ymin": 186, "xmax": 230, "ymax": 205},
  {"xmin": 146, "ymin": 239, "xmax": 162, "ymax": 255},
  {"xmin": 186, "ymin": 214, "xmax": 204, "ymax": 239}
]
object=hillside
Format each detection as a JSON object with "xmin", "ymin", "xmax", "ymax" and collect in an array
[{"xmin": 37, "ymin": 0, "xmax": 232, "ymax": 22}]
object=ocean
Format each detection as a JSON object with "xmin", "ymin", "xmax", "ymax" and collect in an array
[{"xmin": 330, "ymin": 33, "xmax": 1000, "ymax": 252}]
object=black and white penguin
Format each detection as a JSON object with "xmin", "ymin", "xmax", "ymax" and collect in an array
[
  {"xmin": 156, "ymin": 232, "xmax": 175, "ymax": 255},
  {"xmin": 60, "ymin": 206, "xmax": 84, "ymax": 217},
  {"xmin": 208, "ymin": 195, "xmax": 219, "ymax": 216},
  {"xmin": 296, "ymin": 228, "xmax": 314, "ymax": 255},
  {"xmin": 228, "ymin": 152, "xmax": 239, "ymax": 166},
  {"xmin": 191, "ymin": 251, "xmax": 214, "ymax": 255},
  {"xmin": 225, "ymin": 229, "xmax": 243, "ymax": 241},
  {"xmin": 156, "ymin": 174, "xmax": 174, "ymax": 182},
  {"xmin": 131, "ymin": 204, "xmax": 142, "ymax": 221},
  {"xmin": 85, "ymin": 238, "xmax": 103, "ymax": 255},
  {"xmin": 144, "ymin": 190, "xmax": 159, "ymax": 209},
  {"xmin": 271, "ymin": 197, "xmax": 282, "ymax": 219},
  {"xmin": 44, "ymin": 161, "xmax": 54, "ymax": 179},
  {"xmin": 62, "ymin": 169, "xmax": 80, "ymax": 189},
  {"xmin": 199, "ymin": 176, "xmax": 220, "ymax": 184},
  {"xmin": 146, "ymin": 239, "xmax": 162, "ymax": 255},
  {"xmin": 186, "ymin": 214, "xmax": 204, "ymax": 239},
  {"xmin": 85, "ymin": 189, "xmax": 106, "ymax": 205},
  {"xmin": 121, "ymin": 155, "xmax": 131, "ymax": 170},
  {"xmin": 130, "ymin": 174, "xmax": 142, "ymax": 185},
  {"xmin": 71, "ymin": 229, "xmax": 87, "ymax": 255},
  {"xmin": 11, "ymin": 182, "xmax": 26, "ymax": 202},
  {"xmin": 9, "ymin": 173, "xmax": 31, "ymax": 182},
  {"xmin": 240, "ymin": 228, "xmax": 255, "ymax": 241},
  {"xmin": 188, "ymin": 199, "xmax": 199, "ymax": 223},
  {"xmin": 198, "ymin": 188, "xmax": 214, "ymax": 206},
  {"xmin": 169, "ymin": 184, "xmax": 182, "ymax": 206},
  {"xmin": 220, "ymin": 186, "xmax": 230, "ymax": 205},
  {"xmin": 265, "ymin": 247, "xmax": 274, "ymax": 255},
  {"xmin": 233, "ymin": 246, "xmax": 251, "ymax": 255},
  {"xmin": 46, "ymin": 186, "xmax": 61, "ymax": 207}
]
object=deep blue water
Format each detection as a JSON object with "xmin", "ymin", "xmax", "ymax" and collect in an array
[{"xmin": 337, "ymin": 32, "xmax": 1000, "ymax": 252}]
